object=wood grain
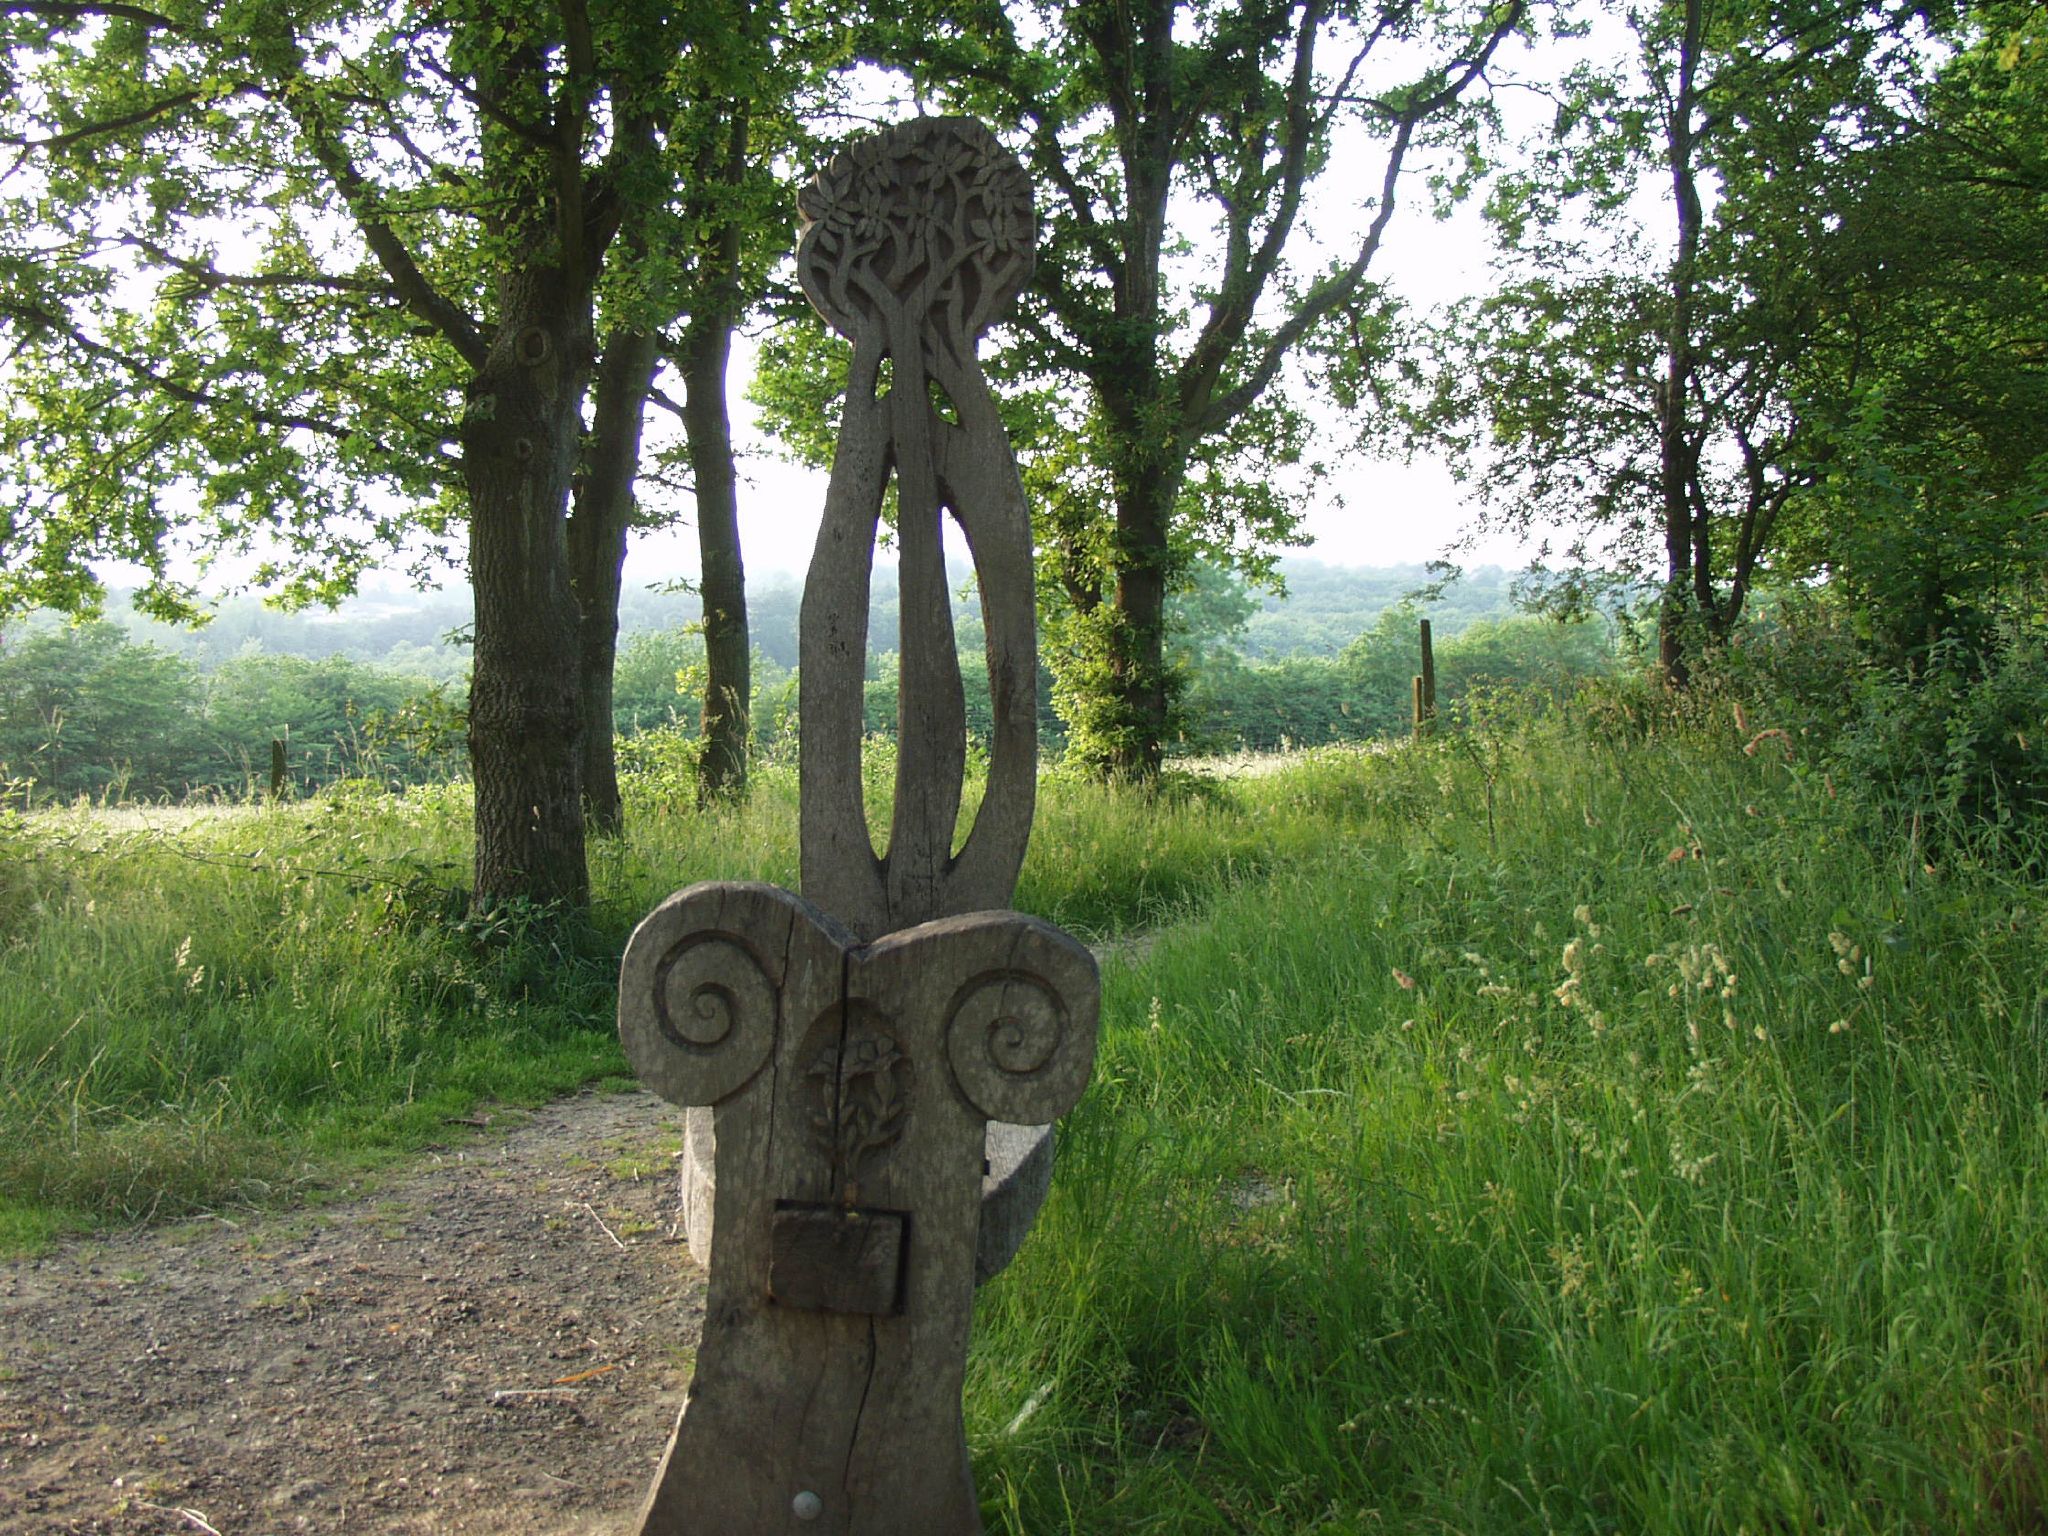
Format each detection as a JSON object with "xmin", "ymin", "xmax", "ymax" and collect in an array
[{"xmin": 621, "ymin": 886, "xmax": 1098, "ymax": 1535}]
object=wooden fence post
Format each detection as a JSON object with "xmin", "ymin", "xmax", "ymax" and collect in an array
[{"xmin": 1414, "ymin": 619, "xmax": 1437, "ymax": 737}]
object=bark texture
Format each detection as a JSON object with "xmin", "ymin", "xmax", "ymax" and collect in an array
[
  {"xmin": 681, "ymin": 314, "xmax": 751, "ymax": 807},
  {"xmin": 1658, "ymin": 0, "xmax": 1707, "ymax": 686},
  {"xmin": 463, "ymin": 273, "xmax": 593, "ymax": 911},
  {"xmin": 570, "ymin": 327, "xmax": 660, "ymax": 837},
  {"xmin": 681, "ymin": 98, "xmax": 756, "ymax": 808}
]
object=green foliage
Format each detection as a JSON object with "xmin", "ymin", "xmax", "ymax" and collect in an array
[
  {"xmin": 1710, "ymin": 602, "xmax": 2048, "ymax": 849},
  {"xmin": 0, "ymin": 623, "xmax": 209, "ymax": 800},
  {"xmin": 0, "ymin": 0, "xmax": 480, "ymax": 620},
  {"xmin": 1769, "ymin": 5, "xmax": 2048, "ymax": 662},
  {"xmin": 1181, "ymin": 609, "xmax": 1616, "ymax": 753},
  {"xmin": 0, "ymin": 572, "xmax": 1621, "ymax": 804},
  {"xmin": 1236, "ymin": 561, "xmax": 1529, "ymax": 659},
  {"xmin": 0, "ymin": 621, "xmax": 449, "ymax": 802},
  {"xmin": 612, "ymin": 627, "xmax": 707, "ymax": 735},
  {"xmin": 111, "ymin": 585, "xmax": 477, "ymax": 682},
  {"xmin": 1408, "ymin": 0, "xmax": 1942, "ymax": 672}
]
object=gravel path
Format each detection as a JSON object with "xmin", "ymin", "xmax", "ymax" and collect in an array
[{"xmin": 0, "ymin": 1089, "xmax": 703, "ymax": 1535}]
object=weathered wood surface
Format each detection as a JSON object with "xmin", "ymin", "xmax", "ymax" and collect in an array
[
  {"xmin": 619, "ymin": 117, "xmax": 1096, "ymax": 1536},
  {"xmin": 684, "ymin": 115, "xmax": 1058, "ymax": 1284},
  {"xmin": 796, "ymin": 116, "xmax": 1040, "ymax": 942},
  {"xmin": 620, "ymin": 882, "xmax": 1099, "ymax": 1534},
  {"xmin": 679, "ymin": 1102, "xmax": 1055, "ymax": 1284}
]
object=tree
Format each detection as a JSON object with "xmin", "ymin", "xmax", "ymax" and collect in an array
[
  {"xmin": 0, "ymin": 1, "xmax": 811, "ymax": 900},
  {"xmin": 665, "ymin": 0, "xmax": 806, "ymax": 809},
  {"xmin": 1410, "ymin": 0, "xmax": 1926, "ymax": 679},
  {"xmin": 0, "ymin": 622, "xmax": 207, "ymax": 801},
  {"xmin": 778, "ymin": 0, "xmax": 1534, "ymax": 778},
  {"xmin": 1769, "ymin": 0, "xmax": 2048, "ymax": 661},
  {"xmin": 199, "ymin": 650, "xmax": 420, "ymax": 789}
]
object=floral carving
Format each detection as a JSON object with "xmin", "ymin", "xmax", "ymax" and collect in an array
[{"xmin": 806, "ymin": 1008, "xmax": 913, "ymax": 1198}]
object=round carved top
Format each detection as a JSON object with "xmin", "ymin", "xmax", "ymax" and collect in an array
[{"xmin": 797, "ymin": 116, "xmax": 1035, "ymax": 348}]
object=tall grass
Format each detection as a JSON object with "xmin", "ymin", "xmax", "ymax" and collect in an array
[
  {"xmin": 0, "ymin": 744, "xmax": 1348, "ymax": 1250},
  {"xmin": 965, "ymin": 709, "xmax": 2048, "ymax": 1532},
  {"xmin": 5, "ymin": 708, "xmax": 2045, "ymax": 1527}
]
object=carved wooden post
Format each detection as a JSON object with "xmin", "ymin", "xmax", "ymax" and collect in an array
[{"xmin": 617, "ymin": 118, "xmax": 1098, "ymax": 1535}]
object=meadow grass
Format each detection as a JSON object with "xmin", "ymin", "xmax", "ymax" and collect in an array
[
  {"xmin": 0, "ymin": 744, "xmax": 1337, "ymax": 1249},
  {"xmin": 4, "ymin": 712, "xmax": 2044, "ymax": 1528},
  {"xmin": 964, "ymin": 712, "xmax": 2048, "ymax": 1532}
]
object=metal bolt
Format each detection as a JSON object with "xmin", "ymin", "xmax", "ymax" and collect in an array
[{"xmin": 792, "ymin": 1490, "xmax": 823, "ymax": 1521}]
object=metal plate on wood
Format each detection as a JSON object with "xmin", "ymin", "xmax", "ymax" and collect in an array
[{"xmin": 769, "ymin": 1202, "xmax": 907, "ymax": 1316}]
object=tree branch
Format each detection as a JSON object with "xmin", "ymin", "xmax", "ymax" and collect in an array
[
  {"xmin": 0, "ymin": 297, "xmax": 361, "ymax": 444},
  {"xmin": 0, "ymin": 87, "xmax": 217, "ymax": 152},
  {"xmin": 267, "ymin": 31, "xmax": 489, "ymax": 370},
  {"xmin": 554, "ymin": 0, "xmax": 598, "ymax": 297},
  {"xmin": 415, "ymin": 54, "xmax": 556, "ymax": 150},
  {"xmin": 0, "ymin": 0, "xmax": 184, "ymax": 32},
  {"xmin": 1191, "ymin": 0, "xmax": 1527, "ymax": 435},
  {"xmin": 117, "ymin": 234, "xmax": 391, "ymax": 298},
  {"xmin": 1178, "ymin": 0, "xmax": 1330, "ymax": 422}
]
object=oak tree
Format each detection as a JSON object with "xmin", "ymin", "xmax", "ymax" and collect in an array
[
  {"xmin": 0, "ymin": 0, "xmax": 808, "ymax": 895},
  {"xmin": 791, "ymin": 0, "xmax": 1534, "ymax": 777}
]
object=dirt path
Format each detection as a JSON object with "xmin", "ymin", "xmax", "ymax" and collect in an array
[{"xmin": 0, "ymin": 1089, "xmax": 704, "ymax": 1536}]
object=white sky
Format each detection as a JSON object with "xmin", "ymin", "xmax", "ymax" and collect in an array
[{"xmin": 629, "ymin": 167, "xmax": 1532, "ymax": 593}]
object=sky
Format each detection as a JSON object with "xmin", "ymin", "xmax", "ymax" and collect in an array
[{"xmin": 625, "ymin": 181, "xmax": 1536, "ymax": 594}]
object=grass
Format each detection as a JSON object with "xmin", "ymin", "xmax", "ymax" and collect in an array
[
  {"xmin": 962, "ymin": 711, "xmax": 2048, "ymax": 1532},
  {"xmin": 4, "ymin": 708, "xmax": 2046, "ymax": 1529},
  {"xmin": 0, "ymin": 747, "xmax": 1334, "ymax": 1245}
]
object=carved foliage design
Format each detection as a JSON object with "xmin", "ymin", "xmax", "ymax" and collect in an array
[
  {"xmin": 804, "ymin": 1006, "xmax": 914, "ymax": 1199},
  {"xmin": 796, "ymin": 119, "xmax": 1044, "ymax": 939},
  {"xmin": 797, "ymin": 117, "xmax": 1034, "ymax": 359}
]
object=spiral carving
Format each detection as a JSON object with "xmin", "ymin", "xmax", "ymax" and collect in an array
[
  {"xmin": 945, "ymin": 969, "xmax": 1094, "ymax": 1126},
  {"xmin": 619, "ymin": 903, "xmax": 779, "ymax": 1109}
]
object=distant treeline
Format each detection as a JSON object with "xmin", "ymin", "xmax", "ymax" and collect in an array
[
  {"xmin": 1181, "ymin": 609, "xmax": 1614, "ymax": 751},
  {"xmin": 2, "ymin": 562, "xmax": 1615, "ymax": 803},
  {"xmin": 99, "ymin": 559, "xmax": 1526, "ymax": 675},
  {"xmin": 0, "ymin": 623, "xmax": 455, "ymax": 802}
]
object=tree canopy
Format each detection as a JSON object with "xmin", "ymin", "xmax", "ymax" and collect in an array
[
  {"xmin": 751, "ymin": 0, "xmax": 1539, "ymax": 777},
  {"xmin": 1405, "ymin": 0, "xmax": 2044, "ymax": 678},
  {"xmin": 0, "ymin": 0, "xmax": 826, "ymax": 903}
]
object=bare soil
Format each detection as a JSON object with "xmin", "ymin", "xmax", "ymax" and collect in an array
[{"xmin": 0, "ymin": 1089, "xmax": 704, "ymax": 1536}]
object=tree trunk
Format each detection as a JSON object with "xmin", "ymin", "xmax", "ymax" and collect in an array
[
  {"xmin": 1105, "ymin": 466, "xmax": 1180, "ymax": 779},
  {"xmin": 1657, "ymin": 0, "xmax": 1707, "ymax": 689},
  {"xmin": 1690, "ymin": 476, "xmax": 1717, "ymax": 639},
  {"xmin": 463, "ymin": 273, "xmax": 592, "ymax": 912},
  {"xmin": 1654, "ymin": 0, "xmax": 1703, "ymax": 688},
  {"xmin": 678, "ymin": 96, "xmax": 753, "ymax": 809},
  {"xmin": 682, "ymin": 314, "xmax": 751, "ymax": 806},
  {"xmin": 569, "ymin": 328, "xmax": 659, "ymax": 837}
]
